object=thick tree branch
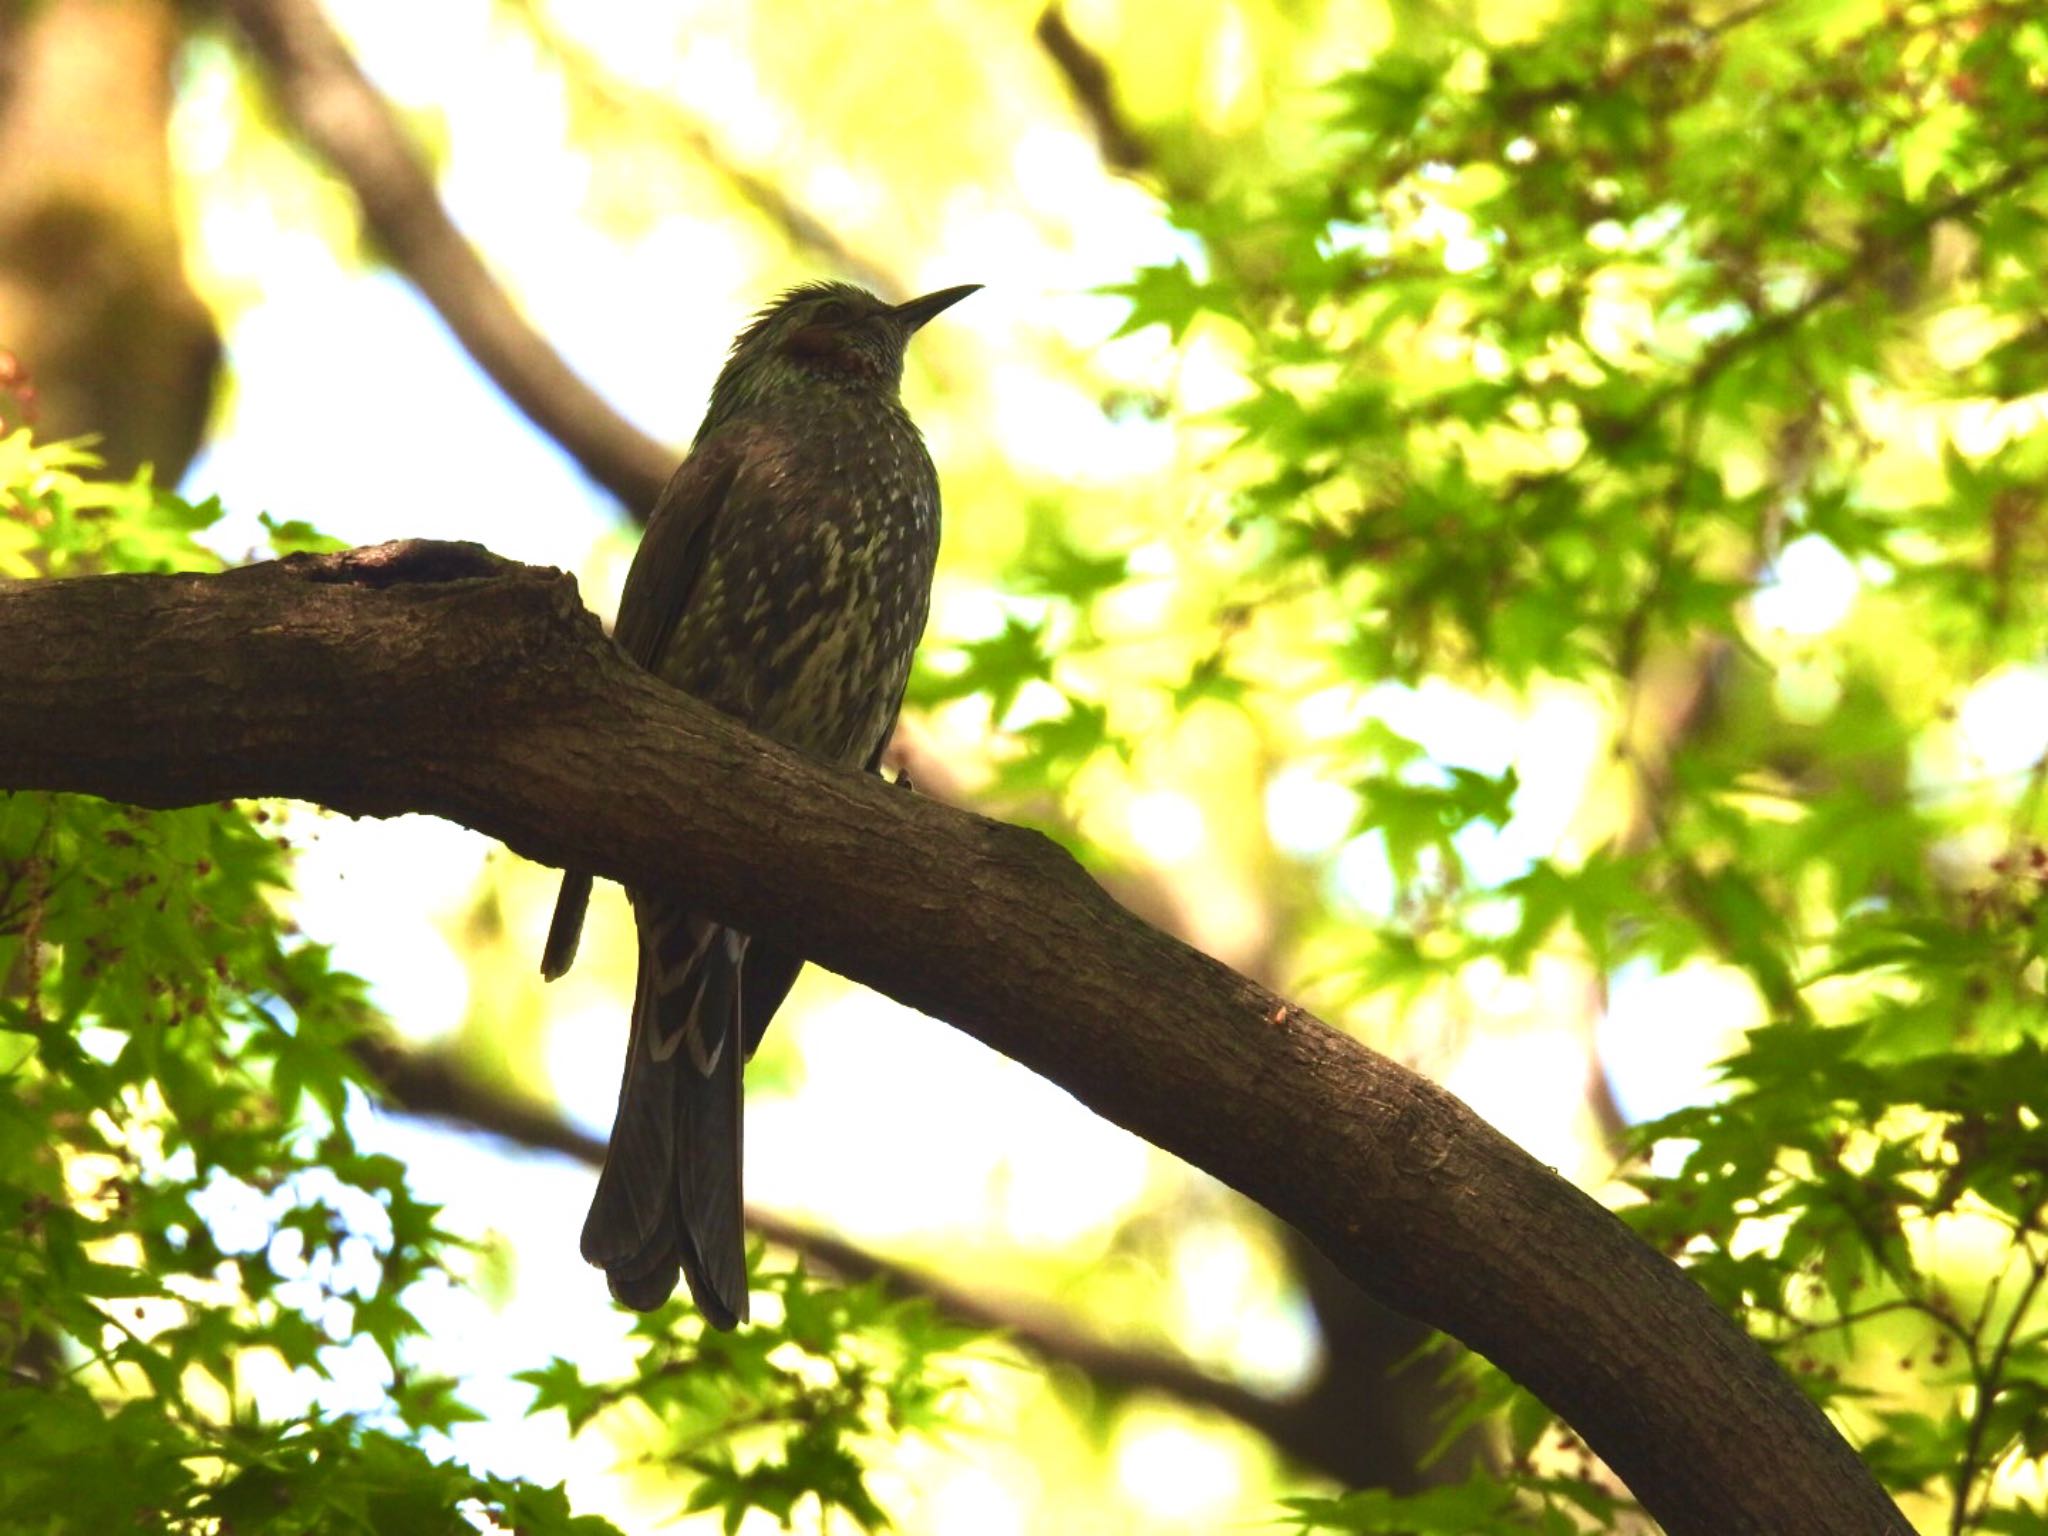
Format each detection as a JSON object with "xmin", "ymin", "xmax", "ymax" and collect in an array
[
  {"xmin": 0, "ymin": 542, "xmax": 1909, "ymax": 1536},
  {"xmin": 221, "ymin": 0, "xmax": 676, "ymax": 515},
  {"xmin": 895, "ymin": 732, "xmax": 1470, "ymax": 1492},
  {"xmin": 366, "ymin": 708, "xmax": 1445, "ymax": 1487}
]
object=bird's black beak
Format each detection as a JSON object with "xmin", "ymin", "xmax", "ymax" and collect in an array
[{"xmin": 893, "ymin": 283, "xmax": 981, "ymax": 333}]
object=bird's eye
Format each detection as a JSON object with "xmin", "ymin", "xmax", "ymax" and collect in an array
[{"xmin": 812, "ymin": 299, "xmax": 852, "ymax": 325}]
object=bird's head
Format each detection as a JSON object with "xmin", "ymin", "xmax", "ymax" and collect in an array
[{"xmin": 701, "ymin": 281, "xmax": 978, "ymax": 429}]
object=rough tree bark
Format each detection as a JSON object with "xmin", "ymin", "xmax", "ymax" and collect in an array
[{"xmin": 0, "ymin": 540, "xmax": 1911, "ymax": 1536}]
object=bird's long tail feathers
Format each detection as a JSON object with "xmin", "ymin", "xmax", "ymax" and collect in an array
[
  {"xmin": 541, "ymin": 870, "xmax": 593, "ymax": 981},
  {"xmin": 580, "ymin": 908, "xmax": 749, "ymax": 1326}
]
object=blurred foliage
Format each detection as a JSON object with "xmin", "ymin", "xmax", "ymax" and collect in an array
[
  {"xmin": 520, "ymin": 1264, "xmax": 985, "ymax": 1534},
  {"xmin": 997, "ymin": 0, "xmax": 2048, "ymax": 1528},
  {"xmin": 0, "ymin": 436, "xmax": 981, "ymax": 1532}
]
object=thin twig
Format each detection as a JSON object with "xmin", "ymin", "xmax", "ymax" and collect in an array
[{"xmin": 1952, "ymin": 1233, "xmax": 2048, "ymax": 1536}]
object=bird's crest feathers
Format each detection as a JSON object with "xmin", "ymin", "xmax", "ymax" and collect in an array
[{"xmin": 698, "ymin": 281, "xmax": 977, "ymax": 439}]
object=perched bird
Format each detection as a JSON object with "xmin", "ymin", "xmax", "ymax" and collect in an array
[{"xmin": 541, "ymin": 280, "xmax": 976, "ymax": 1327}]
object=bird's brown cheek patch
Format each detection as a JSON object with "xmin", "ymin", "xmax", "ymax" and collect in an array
[
  {"xmin": 786, "ymin": 325, "xmax": 881, "ymax": 378},
  {"xmin": 785, "ymin": 324, "xmax": 837, "ymax": 359}
]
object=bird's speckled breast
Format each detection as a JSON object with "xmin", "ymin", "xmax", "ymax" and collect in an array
[{"xmin": 657, "ymin": 397, "xmax": 939, "ymax": 767}]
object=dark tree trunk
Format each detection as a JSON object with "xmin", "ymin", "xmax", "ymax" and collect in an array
[{"xmin": 0, "ymin": 0, "xmax": 219, "ymax": 484}]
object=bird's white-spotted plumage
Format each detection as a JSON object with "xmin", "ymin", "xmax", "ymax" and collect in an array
[{"xmin": 546, "ymin": 280, "xmax": 972, "ymax": 1326}]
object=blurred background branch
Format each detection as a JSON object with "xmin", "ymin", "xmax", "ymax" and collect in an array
[
  {"xmin": 1034, "ymin": 5, "xmax": 1152, "ymax": 179},
  {"xmin": 351, "ymin": 1032, "xmax": 1440, "ymax": 1490},
  {"xmin": 222, "ymin": 0, "xmax": 675, "ymax": 513}
]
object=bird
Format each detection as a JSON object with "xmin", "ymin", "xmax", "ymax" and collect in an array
[{"xmin": 540, "ymin": 280, "xmax": 977, "ymax": 1327}]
